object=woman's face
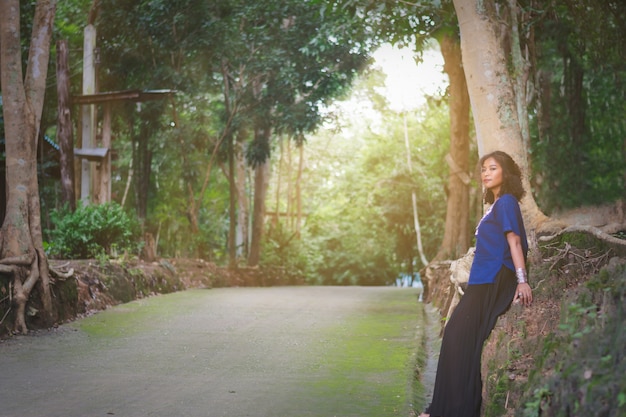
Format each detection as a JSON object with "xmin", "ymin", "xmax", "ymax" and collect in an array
[{"xmin": 481, "ymin": 157, "xmax": 503, "ymax": 195}]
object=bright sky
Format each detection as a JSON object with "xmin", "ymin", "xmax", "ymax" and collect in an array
[
  {"xmin": 318, "ymin": 42, "xmax": 448, "ymax": 136},
  {"xmin": 372, "ymin": 43, "xmax": 447, "ymax": 112}
]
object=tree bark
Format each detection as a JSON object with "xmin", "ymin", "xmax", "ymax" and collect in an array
[
  {"xmin": 248, "ymin": 160, "xmax": 270, "ymax": 267},
  {"xmin": 434, "ymin": 33, "xmax": 471, "ymax": 261},
  {"xmin": 136, "ymin": 120, "xmax": 152, "ymax": 220},
  {"xmin": 228, "ymin": 130, "xmax": 237, "ymax": 269},
  {"xmin": 236, "ymin": 140, "xmax": 249, "ymax": 259},
  {"xmin": 452, "ymin": 0, "xmax": 547, "ymax": 231},
  {"xmin": 248, "ymin": 129, "xmax": 271, "ymax": 267},
  {"xmin": 565, "ymin": 49, "xmax": 586, "ymax": 193},
  {"xmin": 286, "ymin": 139, "xmax": 292, "ymax": 229},
  {"xmin": 55, "ymin": 39, "xmax": 76, "ymax": 211},
  {"xmin": 274, "ymin": 136, "xmax": 284, "ymax": 230},
  {"xmin": 0, "ymin": 0, "xmax": 57, "ymax": 333},
  {"xmin": 296, "ymin": 143, "xmax": 304, "ymax": 237}
]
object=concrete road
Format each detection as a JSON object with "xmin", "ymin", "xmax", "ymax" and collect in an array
[{"xmin": 0, "ymin": 286, "xmax": 423, "ymax": 417}]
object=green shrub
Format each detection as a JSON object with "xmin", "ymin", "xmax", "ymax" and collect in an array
[{"xmin": 46, "ymin": 202, "xmax": 141, "ymax": 259}]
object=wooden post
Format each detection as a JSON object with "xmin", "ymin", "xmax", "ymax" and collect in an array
[
  {"xmin": 55, "ymin": 39, "xmax": 76, "ymax": 211},
  {"xmin": 80, "ymin": 24, "xmax": 97, "ymax": 203},
  {"xmin": 98, "ymin": 102, "xmax": 112, "ymax": 203}
]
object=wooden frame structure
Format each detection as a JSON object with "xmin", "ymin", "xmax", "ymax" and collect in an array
[{"xmin": 71, "ymin": 89, "xmax": 175, "ymax": 204}]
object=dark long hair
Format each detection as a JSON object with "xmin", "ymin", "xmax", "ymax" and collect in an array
[{"xmin": 480, "ymin": 151, "xmax": 526, "ymax": 204}]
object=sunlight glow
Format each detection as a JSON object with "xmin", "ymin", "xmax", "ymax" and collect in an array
[
  {"xmin": 318, "ymin": 42, "xmax": 448, "ymax": 136},
  {"xmin": 372, "ymin": 43, "xmax": 447, "ymax": 112}
]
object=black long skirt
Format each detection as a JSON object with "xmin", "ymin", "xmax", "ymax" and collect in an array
[{"xmin": 425, "ymin": 266, "xmax": 517, "ymax": 417}]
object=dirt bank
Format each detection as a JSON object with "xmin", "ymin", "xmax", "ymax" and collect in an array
[{"xmin": 422, "ymin": 231, "xmax": 626, "ymax": 416}]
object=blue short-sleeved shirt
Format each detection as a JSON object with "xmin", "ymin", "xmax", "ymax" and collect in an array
[{"xmin": 468, "ymin": 194, "xmax": 528, "ymax": 285}]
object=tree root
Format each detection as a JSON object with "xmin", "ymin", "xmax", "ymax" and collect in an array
[
  {"xmin": 49, "ymin": 264, "xmax": 74, "ymax": 281},
  {"xmin": 541, "ymin": 241, "xmax": 613, "ymax": 276},
  {"xmin": 538, "ymin": 224, "xmax": 623, "ymax": 282},
  {"xmin": 539, "ymin": 225, "xmax": 626, "ymax": 244},
  {"xmin": 0, "ymin": 264, "xmax": 16, "ymax": 274},
  {"xmin": 0, "ymin": 253, "xmax": 51, "ymax": 335}
]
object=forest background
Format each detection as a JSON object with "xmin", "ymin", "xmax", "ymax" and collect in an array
[
  {"xmin": 1, "ymin": 1, "xmax": 626, "ymax": 415},
  {"xmin": 0, "ymin": 0, "xmax": 624, "ymax": 322},
  {"xmin": 3, "ymin": 0, "xmax": 624, "ymax": 285}
]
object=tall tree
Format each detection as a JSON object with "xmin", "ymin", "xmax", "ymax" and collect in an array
[
  {"xmin": 0, "ymin": 0, "xmax": 57, "ymax": 333},
  {"xmin": 435, "ymin": 31, "xmax": 472, "ymax": 261},
  {"xmin": 452, "ymin": 0, "xmax": 547, "ymax": 230},
  {"xmin": 96, "ymin": 0, "xmax": 223, "ymax": 247},
  {"xmin": 365, "ymin": 0, "xmax": 474, "ymax": 261},
  {"xmin": 217, "ymin": 0, "xmax": 371, "ymax": 266},
  {"xmin": 528, "ymin": 0, "xmax": 626, "ymax": 212},
  {"xmin": 94, "ymin": 0, "xmax": 370, "ymax": 263},
  {"xmin": 298, "ymin": 75, "xmax": 450, "ymax": 284}
]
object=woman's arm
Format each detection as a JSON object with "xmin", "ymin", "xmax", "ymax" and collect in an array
[{"xmin": 506, "ymin": 231, "xmax": 532, "ymax": 306}]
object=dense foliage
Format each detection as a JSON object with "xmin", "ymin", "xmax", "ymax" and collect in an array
[
  {"xmin": 527, "ymin": 0, "xmax": 626, "ymax": 212},
  {"xmin": 87, "ymin": 0, "xmax": 374, "ymax": 263},
  {"xmin": 3, "ymin": 0, "xmax": 624, "ymax": 282},
  {"xmin": 46, "ymin": 202, "xmax": 141, "ymax": 259},
  {"xmin": 261, "ymin": 68, "xmax": 450, "ymax": 285}
]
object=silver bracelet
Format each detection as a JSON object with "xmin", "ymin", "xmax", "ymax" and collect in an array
[{"xmin": 515, "ymin": 267, "xmax": 527, "ymax": 284}]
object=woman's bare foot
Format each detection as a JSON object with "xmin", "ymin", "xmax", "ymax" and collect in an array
[{"xmin": 418, "ymin": 413, "xmax": 430, "ymax": 417}]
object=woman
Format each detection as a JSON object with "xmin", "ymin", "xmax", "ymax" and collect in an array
[{"xmin": 420, "ymin": 150, "xmax": 532, "ymax": 417}]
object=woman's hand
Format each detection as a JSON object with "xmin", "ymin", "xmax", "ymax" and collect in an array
[
  {"xmin": 506, "ymin": 231, "xmax": 532, "ymax": 306},
  {"xmin": 515, "ymin": 282, "xmax": 532, "ymax": 306}
]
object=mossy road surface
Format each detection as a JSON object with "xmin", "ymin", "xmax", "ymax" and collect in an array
[{"xmin": 0, "ymin": 286, "xmax": 425, "ymax": 417}]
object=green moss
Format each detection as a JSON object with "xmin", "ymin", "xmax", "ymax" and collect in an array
[
  {"xmin": 77, "ymin": 290, "xmax": 205, "ymax": 338},
  {"xmin": 302, "ymin": 291, "xmax": 424, "ymax": 417}
]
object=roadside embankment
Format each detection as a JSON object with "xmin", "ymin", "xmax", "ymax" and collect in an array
[{"xmin": 421, "ymin": 231, "xmax": 626, "ymax": 416}]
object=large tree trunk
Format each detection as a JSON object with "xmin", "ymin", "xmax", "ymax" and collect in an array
[
  {"xmin": 0, "ymin": 0, "xmax": 57, "ymax": 334},
  {"xmin": 434, "ymin": 33, "xmax": 471, "ymax": 261},
  {"xmin": 452, "ymin": 0, "xmax": 547, "ymax": 231}
]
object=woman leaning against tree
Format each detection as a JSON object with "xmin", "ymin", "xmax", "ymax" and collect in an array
[{"xmin": 420, "ymin": 150, "xmax": 533, "ymax": 417}]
